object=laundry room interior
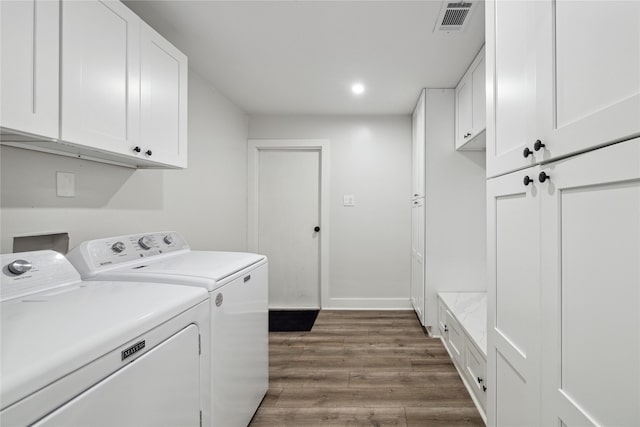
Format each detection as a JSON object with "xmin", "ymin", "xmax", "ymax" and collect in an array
[{"xmin": 1, "ymin": 1, "xmax": 638, "ymax": 426}]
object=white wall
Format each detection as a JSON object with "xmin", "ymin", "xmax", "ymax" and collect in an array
[
  {"xmin": 423, "ymin": 89, "xmax": 486, "ymax": 330},
  {"xmin": 248, "ymin": 115, "xmax": 411, "ymax": 309},
  {"xmin": 1, "ymin": 70, "xmax": 249, "ymax": 253}
]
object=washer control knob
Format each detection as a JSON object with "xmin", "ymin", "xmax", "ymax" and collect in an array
[
  {"xmin": 163, "ymin": 234, "xmax": 173, "ymax": 245},
  {"xmin": 138, "ymin": 236, "xmax": 153, "ymax": 250},
  {"xmin": 111, "ymin": 241, "xmax": 126, "ymax": 253},
  {"xmin": 8, "ymin": 259, "xmax": 32, "ymax": 275}
]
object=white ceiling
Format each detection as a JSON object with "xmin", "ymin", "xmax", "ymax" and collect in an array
[{"xmin": 124, "ymin": 1, "xmax": 485, "ymax": 115}]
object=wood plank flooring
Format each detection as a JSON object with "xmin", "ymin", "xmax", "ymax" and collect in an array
[{"xmin": 249, "ymin": 310, "xmax": 484, "ymax": 426}]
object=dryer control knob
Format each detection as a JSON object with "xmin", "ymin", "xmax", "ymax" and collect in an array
[
  {"xmin": 8, "ymin": 259, "xmax": 32, "ymax": 275},
  {"xmin": 163, "ymin": 234, "xmax": 174, "ymax": 245},
  {"xmin": 111, "ymin": 241, "xmax": 126, "ymax": 253},
  {"xmin": 138, "ymin": 236, "xmax": 153, "ymax": 250}
]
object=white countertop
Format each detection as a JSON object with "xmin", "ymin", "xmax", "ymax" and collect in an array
[{"xmin": 438, "ymin": 292, "xmax": 487, "ymax": 356}]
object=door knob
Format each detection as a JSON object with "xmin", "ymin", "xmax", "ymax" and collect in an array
[
  {"xmin": 534, "ymin": 139, "xmax": 546, "ymax": 151},
  {"xmin": 314, "ymin": 226, "xmax": 320, "ymax": 232},
  {"xmin": 523, "ymin": 147, "xmax": 533, "ymax": 158},
  {"xmin": 538, "ymin": 171, "xmax": 550, "ymax": 183}
]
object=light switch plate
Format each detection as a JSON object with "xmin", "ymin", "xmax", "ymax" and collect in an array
[
  {"xmin": 343, "ymin": 194, "xmax": 355, "ymax": 207},
  {"xmin": 56, "ymin": 172, "xmax": 75, "ymax": 197}
]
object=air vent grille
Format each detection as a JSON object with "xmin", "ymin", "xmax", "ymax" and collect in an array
[{"xmin": 434, "ymin": 1, "xmax": 475, "ymax": 32}]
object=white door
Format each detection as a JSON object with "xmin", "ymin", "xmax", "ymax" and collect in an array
[
  {"xmin": 256, "ymin": 149, "xmax": 321, "ymax": 309},
  {"xmin": 410, "ymin": 197, "xmax": 425, "ymax": 324},
  {"xmin": 61, "ymin": 0, "xmax": 140, "ymax": 155},
  {"xmin": 540, "ymin": 138, "xmax": 640, "ymax": 427},
  {"xmin": 34, "ymin": 325, "xmax": 201, "ymax": 427},
  {"xmin": 486, "ymin": 0, "xmax": 545, "ymax": 177},
  {"xmin": 0, "ymin": 0, "xmax": 59, "ymax": 139},
  {"xmin": 486, "ymin": 165, "xmax": 541, "ymax": 426},
  {"xmin": 412, "ymin": 90, "xmax": 426, "ymax": 199},
  {"xmin": 140, "ymin": 22, "xmax": 188, "ymax": 168},
  {"xmin": 537, "ymin": 1, "xmax": 640, "ymax": 162}
]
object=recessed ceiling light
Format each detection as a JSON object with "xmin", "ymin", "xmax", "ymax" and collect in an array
[{"xmin": 351, "ymin": 83, "xmax": 365, "ymax": 95}]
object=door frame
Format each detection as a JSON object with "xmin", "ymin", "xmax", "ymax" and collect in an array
[{"xmin": 247, "ymin": 139, "xmax": 330, "ymax": 309}]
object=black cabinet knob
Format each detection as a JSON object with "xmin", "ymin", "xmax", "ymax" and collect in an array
[
  {"xmin": 534, "ymin": 139, "xmax": 546, "ymax": 151},
  {"xmin": 538, "ymin": 171, "xmax": 550, "ymax": 183},
  {"xmin": 133, "ymin": 146, "xmax": 141, "ymax": 153},
  {"xmin": 523, "ymin": 176, "xmax": 533, "ymax": 186},
  {"xmin": 482, "ymin": 385, "xmax": 487, "ymax": 392},
  {"xmin": 523, "ymin": 147, "xmax": 533, "ymax": 158},
  {"xmin": 314, "ymin": 226, "xmax": 320, "ymax": 232},
  {"xmin": 477, "ymin": 377, "xmax": 484, "ymax": 384},
  {"xmin": 145, "ymin": 150, "xmax": 152, "ymax": 156}
]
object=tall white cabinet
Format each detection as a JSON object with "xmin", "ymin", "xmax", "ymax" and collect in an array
[
  {"xmin": 411, "ymin": 89, "xmax": 486, "ymax": 330},
  {"xmin": 486, "ymin": 1, "xmax": 640, "ymax": 425}
]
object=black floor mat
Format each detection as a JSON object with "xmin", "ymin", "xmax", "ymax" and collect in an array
[{"xmin": 269, "ymin": 310, "xmax": 319, "ymax": 332}]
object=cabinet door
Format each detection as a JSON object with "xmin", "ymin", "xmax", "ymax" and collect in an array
[
  {"xmin": 486, "ymin": 165, "xmax": 541, "ymax": 426},
  {"xmin": 445, "ymin": 310, "xmax": 465, "ymax": 366},
  {"xmin": 486, "ymin": 0, "xmax": 546, "ymax": 177},
  {"xmin": 140, "ymin": 23, "xmax": 188, "ymax": 168},
  {"xmin": 540, "ymin": 138, "xmax": 640, "ymax": 427},
  {"xmin": 0, "ymin": 0, "xmax": 58, "ymax": 139},
  {"xmin": 61, "ymin": 0, "xmax": 140, "ymax": 155},
  {"xmin": 411, "ymin": 90, "xmax": 426, "ymax": 198},
  {"xmin": 455, "ymin": 76, "xmax": 473, "ymax": 149},
  {"xmin": 471, "ymin": 52, "xmax": 485, "ymax": 135},
  {"xmin": 537, "ymin": 1, "xmax": 640, "ymax": 162},
  {"xmin": 411, "ymin": 198, "xmax": 425, "ymax": 324}
]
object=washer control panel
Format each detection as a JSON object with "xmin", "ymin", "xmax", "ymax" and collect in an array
[
  {"xmin": 78, "ymin": 232, "xmax": 190, "ymax": 271},
  {"xmin": 1, "ymin": 250, "xmax": 80, "ymax": 302}
]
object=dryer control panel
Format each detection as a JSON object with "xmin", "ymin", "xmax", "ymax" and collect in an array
[
  {"xmin": 67, "ymin": 232, "xmax": 190, "ymax": 274},
  {"xmin": 1, "ymin": 250, "xmax": 80, "ymax": 301}
]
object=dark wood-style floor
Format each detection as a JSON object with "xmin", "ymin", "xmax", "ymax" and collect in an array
[{"xmin": 249, "ymin": 310, "xmax": 484, "ymax": 426}]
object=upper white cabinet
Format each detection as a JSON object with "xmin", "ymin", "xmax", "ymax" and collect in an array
[
  {"xmin": 140, "ymin": 23, "xmax": 188, "ymax": 168},
  {"xmin": 486, "ymin": 0, "xmax": 640, "ymax": 178},
  {"xmin": 0, "ymin": 0, "xmax": 59, "ymax": 139},
  {"xmin": 61, "ymin": 0, "xmax": 141, "ymax": 157},
  {"xmin": 455, "ymin": 47, "xmax": 485, "ymax": 151},
  {"xmin": 411, "ymin": 91, "xmax": 426, "ymax": 199},
  {"xmin": 1, "ymin": 0, "xmax": 188, "ymax": 169}
]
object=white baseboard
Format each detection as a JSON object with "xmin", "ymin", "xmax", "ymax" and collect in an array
[{"xmin": 324, "ymin": 298, "xmax": 412, "ymax": 310}]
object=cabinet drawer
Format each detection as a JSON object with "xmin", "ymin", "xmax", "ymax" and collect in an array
[
  {"xmin": 445, "ymin": 311, "xmax": 465, "ymax": 365},
  {"xmin": 438, "ymin": 298, "xmax": 448, "ymax": 337},
  {"xmin": 464, "ymin": 339, "xmax": 487, "ymax": 410}
]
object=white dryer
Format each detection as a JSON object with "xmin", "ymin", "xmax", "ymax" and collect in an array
[
  {"xmin": 1, "ymin": 250, "xmax": 209, "ymax": 427},
  {"xmin": 67, "ymin": 232, "xmax": 268, "ymax": 427}
]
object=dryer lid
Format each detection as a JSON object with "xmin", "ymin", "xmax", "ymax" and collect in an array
[{"xmin": 0, "ymin": 280, "xmax": 207, "ymax": 410}]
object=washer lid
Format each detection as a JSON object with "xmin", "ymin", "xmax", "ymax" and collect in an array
[
  {"xmin": 111, "ymin": 251, "xmax": 265, "ymax": 286},
  {"xmin": 0, "ymin": 280, "xmax": 207, "ymax": 410}
]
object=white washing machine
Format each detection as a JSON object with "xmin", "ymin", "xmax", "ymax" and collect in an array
[
  {"xmin": 67, "ymin": 232, "xmax": 268, "ymax": 427},
  {"xmin": 1, "ymin": 250, "xmax": 210, "ymax": 427}
]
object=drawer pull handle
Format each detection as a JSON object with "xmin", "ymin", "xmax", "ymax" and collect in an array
[
  {"xmin": 244, "ymin": 275, "xmax": 251, "ymax": 282},
  {"xmin": 443, "ymin": 325, "xmax": 448, "ymax": 332},
  {"xmin": 534, "ymin": 139, "xmax": 546, "ymax": 151},
  {"xmin": 482, "ymin": 385, "xmax": 487, "ymax": 392},
  {"xmin": 523, "ymin": 176, "xmax": 533, "ymax": 186},
  {"xmin": 523, "ymin": 147, "xmax": 533, "ymax": 158},
  {"xmin": 477, "ymin": 377, "xmax": 484, "ymax": 384}
]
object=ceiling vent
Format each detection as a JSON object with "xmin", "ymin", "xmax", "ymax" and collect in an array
[{"xmin": 434, "ymin": 1, "xmax": 475, "ymax": 33}]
